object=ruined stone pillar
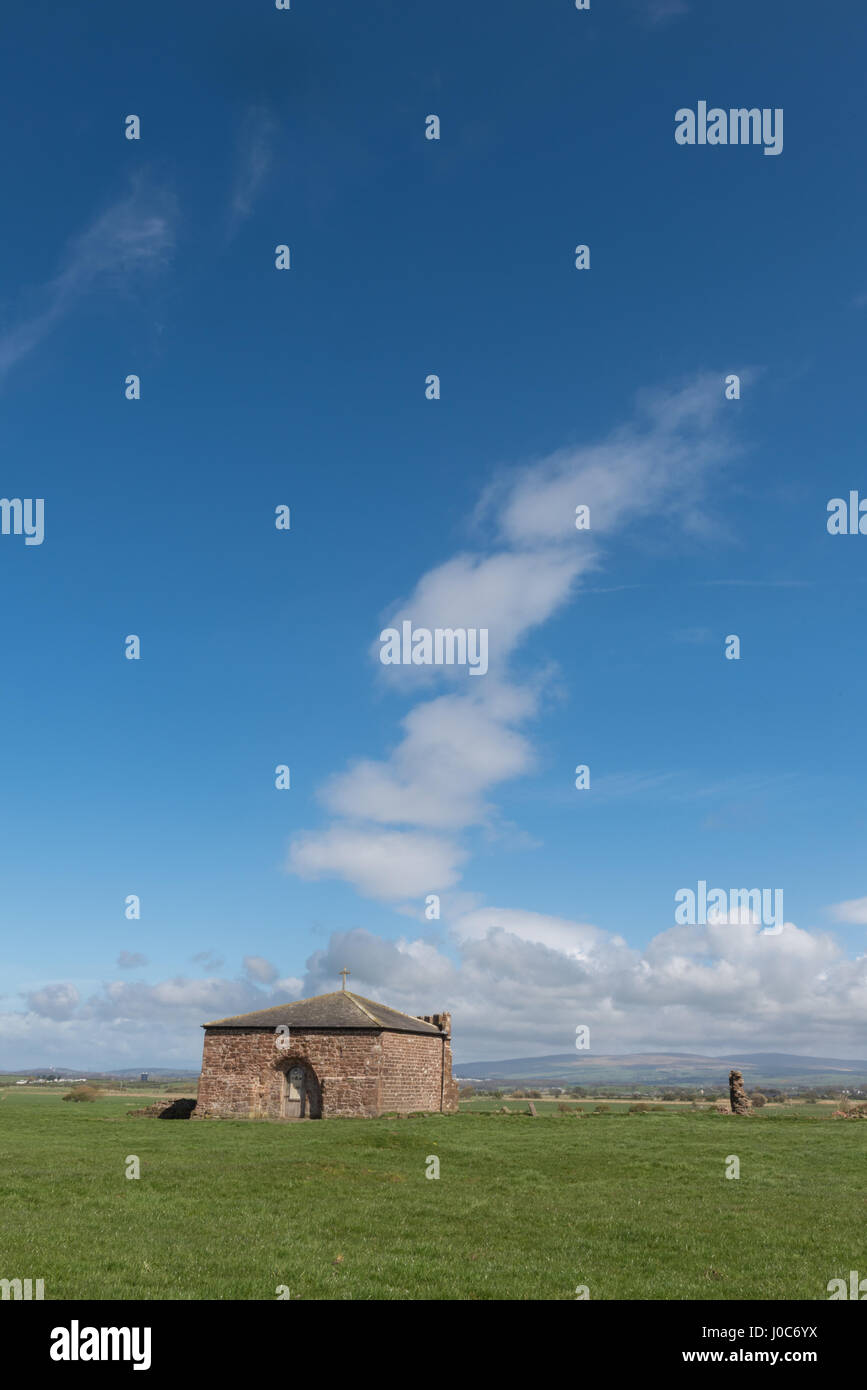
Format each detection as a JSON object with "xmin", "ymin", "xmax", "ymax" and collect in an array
[{"xmin": 729, "ymin": 1069, "xmax": 753, "ymax": 1115}]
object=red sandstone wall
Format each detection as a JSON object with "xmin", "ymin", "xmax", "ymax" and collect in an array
[
  {"xmin": 379, "ymin": 1031, "xmax": 450, "ymax": 1112},
  {"xmin": 195, "ymin": 1027, "xmax": 382, "ymax": 1118},
  {"xmin": 441, "ymin": 1034, "xmax": 460, "ymax": 1113},
  {"xmin": 195, "ymin": 1023, "xmax": 460, "ymax": 1118}
]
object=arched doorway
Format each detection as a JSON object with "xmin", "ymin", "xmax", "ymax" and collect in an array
[{"xmin": 281, "ymin": 1061, "xmax": 321, "ymax": 1119}]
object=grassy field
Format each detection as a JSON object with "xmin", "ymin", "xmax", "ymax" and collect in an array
[
  {"xmin": 459, "ymin": 1097, "xmax": 836, "ymax": 1116},
  {"xmin": 0, "ymin": 1090, "xmax": 862, "ymax": 1300}
]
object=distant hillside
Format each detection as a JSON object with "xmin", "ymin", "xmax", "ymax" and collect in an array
[{"xmin": 453, "ymin": 1051, "xmax": 867, "ymax": 1089}]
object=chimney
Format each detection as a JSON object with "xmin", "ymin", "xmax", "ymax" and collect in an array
[{"xmin": 417, "ymin": 1011, "xmax": 451, "ymax": 1035}]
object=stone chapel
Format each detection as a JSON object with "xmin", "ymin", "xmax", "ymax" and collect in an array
[{"xmin": 194, "ymin": 979, "xmax": 459, "ymax": 1120}]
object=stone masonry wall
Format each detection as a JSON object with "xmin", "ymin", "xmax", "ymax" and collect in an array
[
  {"xmin": 195, "ymin": 1027, "xmax": 382, "ymax": 1118},
  {"xmin": 441, "ymin": 1031, "xmax": 460, "ymax": 1113},
  {"xmin": 195, "ymin": 1022, "xmax": 460, "ymax": 1118},
  {"xmin": 418, "ymin": 1013, "xmax": 460, "ymax": 1113},
  {"xmin": 378, "ymin": 1031, "xmax": 448, "ymax": 1113}
]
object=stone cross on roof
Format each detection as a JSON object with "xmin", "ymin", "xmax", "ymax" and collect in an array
[{"xmin": 339, "ymin": 967, "xmax": 350, "ymax": 991}]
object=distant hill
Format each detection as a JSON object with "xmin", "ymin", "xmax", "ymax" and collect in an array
[{"xmin": 453, "ymin": 1051, "xmax": 867, "ymax": 1088}]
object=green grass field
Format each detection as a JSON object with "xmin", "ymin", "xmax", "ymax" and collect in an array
[
  {"xmin": 460, "ymin": 1097, "xmax": 835, "ymax": 1116},
  {"xmin": 0, "ymin": 1091, "xmax": 862, "ymax": 1300}
]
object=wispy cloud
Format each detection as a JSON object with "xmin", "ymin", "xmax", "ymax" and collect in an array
[
  {"xmin": 0, "ymin": 177, "xmax": 176, "ymax": 381},
  {"xmin": 584, "ymin": 771, "xmax": 679, "ymax": 802},
  {"xmin": 566, "ymin": 769, "xmax": 793, "ymax": 808},
  {"xmin": 228, "ymin": 105, "xmax": 277, "ymax": 233},
  {"xmin": 698, "ymin": 578, "xmax": 813, "ymax": 589},
  {"xmin": 641, "ymin": 0, "xmax": 690, "ymax": 25},
  {"xmin": 191, "ymin": 950, "xmax": 225, "ymax": 970},
  {"xmin": 672, "ymin": 625, "xmax": 714, "ymax": 645},
  {"xmin": 583, "ymin": 584, "xmax": 646, "ymax": 595}
]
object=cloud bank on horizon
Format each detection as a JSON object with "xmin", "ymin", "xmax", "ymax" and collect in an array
[{"xmin": 5, "ymin": 908, "xmax": 865, "ymax": 1067}]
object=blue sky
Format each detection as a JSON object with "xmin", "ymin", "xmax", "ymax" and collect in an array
[{"xmin": 1, "ymin": 0, "xmax": 866, "ymax": 1067}]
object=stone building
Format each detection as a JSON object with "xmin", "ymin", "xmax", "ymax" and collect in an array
[{"xmin": 195, "ymin": 984, "xmax": 459, "ymax": 1120}]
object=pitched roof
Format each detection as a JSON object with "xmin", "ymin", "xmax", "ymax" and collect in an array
[{"xmin": 202, "ymin": 990, "xmax": 443, "ymax": 1035}]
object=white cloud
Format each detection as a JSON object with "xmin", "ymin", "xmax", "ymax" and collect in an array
[
  {"xmin": 829, "ymin": 896, "xmax": 867, "ymax": 925},
  {"xmin": 489, "ymin": 374, "xmax": 731, "ymax": 547},
  {"xmin": 377, "ymin": 549, "xmax": 593, "ymax": 681},
  {"xmin": 0, "ymin": 972, "xmax": 302, "ymax": 1068},
  {"xmin": 303, "ymin": 929, "xmax": 456, "ymax": 1001},
  {"xmin": 287, "ymin": 373, "xmax": 738, "ymax": 909},
  {"xmin": 23, "ymin": 982, "xmax": 79, "ymax": 1021},
  {"xmin": 321, "ymin": 687, "xmax": 536, "ymax": 830},
  {"xmin": 6, "ymin": 912, "xmax": 864, "ymax": 1066},
  {"xmin": 274, "ymin": 976, "xmax": 304, "ymax": 998},
  {"xmin": 243, "ymin": 955, "xmax": 280, "ymax": 984},
  {"xmin": 287, "ymin": 825, "xmax": 466, "ymax": 900},
  {"xmin": 453, "ymin": 907, "xmax": 607, "ymax": 960},
  {"xmin": 312, "ymin": 915, "xmax": 866, "ymax": 1061}
]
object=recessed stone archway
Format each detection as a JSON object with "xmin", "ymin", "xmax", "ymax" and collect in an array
[{"xmin": 275, "ymin": 1057, "xmax": 322, "ymax": 1119}]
